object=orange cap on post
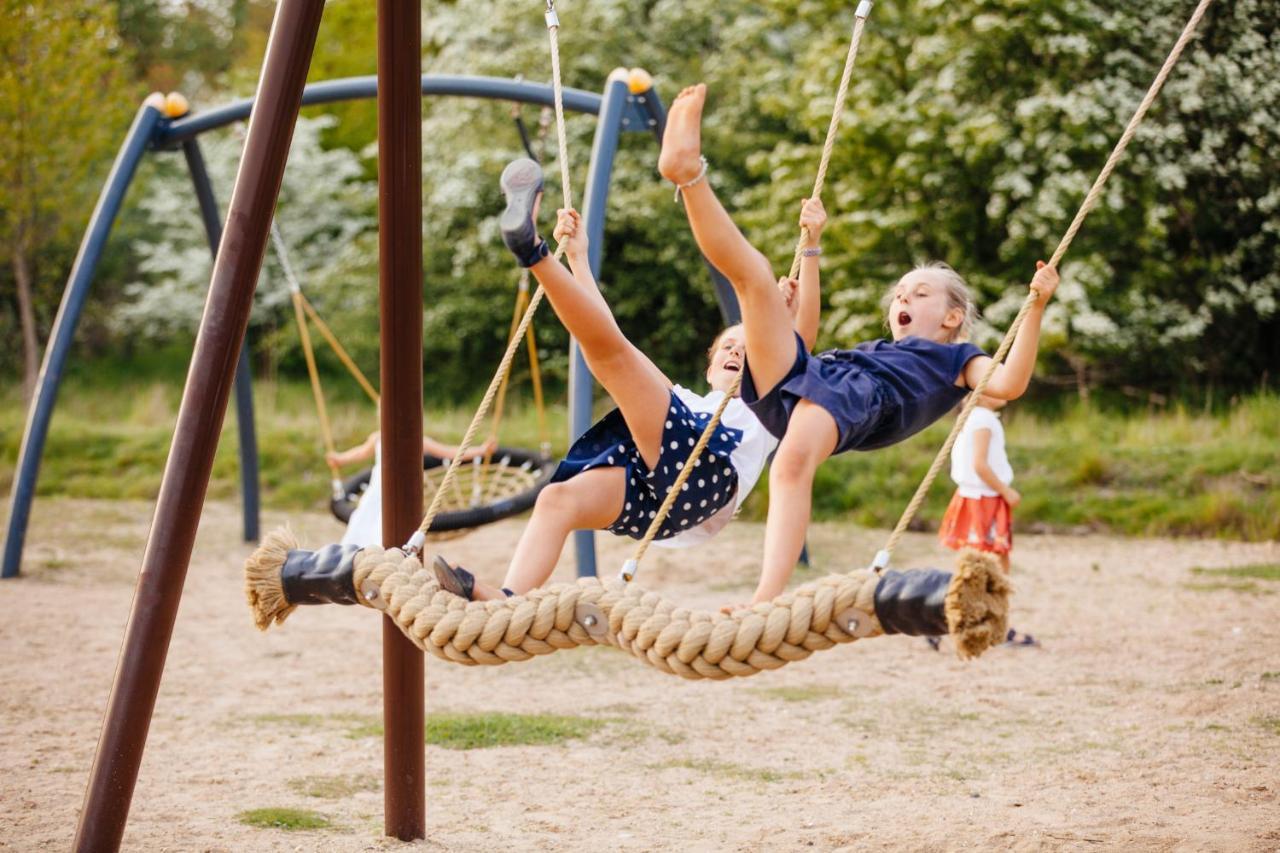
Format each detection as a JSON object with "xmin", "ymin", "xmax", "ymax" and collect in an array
[
  {"xmin": 627, "ymin": 68, "xmax": 653, "ymax": 95},
  {"xmin": 163, "ymin": 92, "xmax": 190, "ymax": 118}
]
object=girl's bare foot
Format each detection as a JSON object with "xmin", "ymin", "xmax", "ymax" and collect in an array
[{"xmin": 658, "ymin": 83, "xmax": 707, "ymax": 185}]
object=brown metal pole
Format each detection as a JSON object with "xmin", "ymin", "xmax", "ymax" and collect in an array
[
  {"xmin": 377, "ymin": 0, "xmax": 427, "ymax": 841},
  {"xmin": 71, "ymin": 2, "xmax": 325, "ymax": 851}
]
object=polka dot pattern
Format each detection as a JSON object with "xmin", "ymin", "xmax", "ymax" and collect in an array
[{"xmin": 549, "ymin": 392, "xmax": 743, "ymax": 542}]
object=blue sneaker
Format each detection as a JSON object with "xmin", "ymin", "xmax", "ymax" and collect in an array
[{"xmin": 499, "ymin": 158, "xmax": 548, "ymax": 267}]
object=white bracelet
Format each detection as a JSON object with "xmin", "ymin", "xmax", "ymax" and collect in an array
[
  {"xmin": 673, "ymin": 155, "xmax": 709, "ymax": 203},
  {"xmin": 801, "ymin": 246, "xmax": 822, "ymax": 257}
]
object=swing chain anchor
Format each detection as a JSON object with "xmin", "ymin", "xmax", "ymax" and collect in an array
[
  {"xmin": 855, "ymin": 0, "xmax": 873, "ymax": 19},
  {"xmin": 330, "ymin": 477, "xmax": 345, "ymax": 502},
  {"xmin": 544, "ymin": 0, "xmax": 559, "ymax": 30},
  {"xmin": 870, "ymin": 549, "xmax": 891, "ymax": 575},
  {"xmin": 619, "ymin": 558, "xmax": 639, "ymax": 583}
]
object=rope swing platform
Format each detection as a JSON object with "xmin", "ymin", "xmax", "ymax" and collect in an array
[{"xmin": 246, "ymin": 530, "xmax": 1010, "ymax": 679}]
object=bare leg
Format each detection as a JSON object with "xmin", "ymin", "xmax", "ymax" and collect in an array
[
  {"xmin": 659, "ymin": 84, "xmax": 797, "ymax": 395},
  {"xmin": 528, "ymin": 254, "xmax": 670, "ymax": 467},
  {"xmin": 471, "ymin": 467, "xmax": 626, "ymax": 601},
  {"xmin": 753, "ymin": 401, "xmax": 839, "ymax": 603}
]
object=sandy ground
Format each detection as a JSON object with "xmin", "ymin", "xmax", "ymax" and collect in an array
[{"xmin": 1, "ymin": 496, "xmax": 1278, "ymax": 852}]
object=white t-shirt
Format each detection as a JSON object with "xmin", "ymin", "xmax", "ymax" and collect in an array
[
  {"xmin": 341, "ymin": 440, "xmax": 382, "ymax": 547},
  {"xmin": 949, "ymin": 407, "xmax": 1013, "ymax": 498},
  {"xmin": 654, "ymin": 384, "xmax": 779, "ymax": 549}
]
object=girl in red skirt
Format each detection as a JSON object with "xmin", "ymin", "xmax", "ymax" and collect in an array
[
  {"xmin": 939, "ymin": 394, "xmax": 1017, "ymax": 571},
  {"xmin": 939, "ymin": 394, "xmax": 1036, "ymax": 645}
]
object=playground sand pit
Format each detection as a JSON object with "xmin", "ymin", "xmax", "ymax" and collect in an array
[{"xmin": 2, "ymin": 497, "xmax": 1278, "ymax": 851}]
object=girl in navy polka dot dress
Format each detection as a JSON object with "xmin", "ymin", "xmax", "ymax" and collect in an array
[
  {"xmin": 431, "ymin": 158, "xmax": 828, "ymax": 603},
  {"xmin": 658, "ymin": 83, "xmax": 1060, "ymax": 610}
]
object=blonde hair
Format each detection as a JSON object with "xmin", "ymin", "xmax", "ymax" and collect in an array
[
  {"xmin": 882, "ymin": 261, "xmax": 978, "ymax": 343},
  {"xmin": 706, "ymin": 323, "xmax": 744, "ymax": 362}
]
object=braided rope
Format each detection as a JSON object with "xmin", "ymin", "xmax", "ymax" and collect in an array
[
  {"xmin": 271, "ymin": 223, "xmax": 381, "ymax": 406},
  {"xmin": 409, "ymin": 6, "xmax": 574, "ymax": 547},
  {"xmin": 289, "ymin": 290, "xmax": 342, "ymax": 487},
  {"xmin": 298, "ymin": 294, "xmax": 380, "ymax": 405},
  {"xmin": 877, "ymin": 0, "xmax": 1214, "ymax": 566},
  {"xmin": 623, "ymin": 7, "xmax": 872, "ymax": 579}
]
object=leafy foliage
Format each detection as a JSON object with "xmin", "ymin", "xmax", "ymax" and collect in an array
[
  {"xmin": 0, "ymin": 1, "xmax": 138, "ymax": 388},
  {"xmin": 14, "ymin": 0, "xmax": 1277, "ymax": 403}
]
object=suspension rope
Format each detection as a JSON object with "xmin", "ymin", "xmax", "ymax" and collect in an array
[
  {"xmin": 403, "ymin": 0, "xmax": 573, "ymax": 556},
  {"xmin": 289, "ymin": 288, "xmax": 342, "ymax": 495},
  {"xmin": 620, "ymin": 1, "xmax": 875, "ymax": 582},
  {"xmin": 297, "ymin": 295, "xmax": 380, "ymax": 405},
  {"xmin": 271, "ymin": 222, "xmax": 344, "ymax": 496},
  {"xmin": 270, "ymin": 222, "xmax": 380, "ymax": 403},
  {"xmin": 872, "ymin": 0, "xmax": 1214, "ymax": 571}
]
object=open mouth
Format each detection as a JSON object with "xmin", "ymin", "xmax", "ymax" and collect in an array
[
  {"xmin": 897, "ymin": 311, "xmax": 912, "ymax": 328},
  {"xmin": 724, "ymin": 360, "xmax": 741, "ymax": 373}
]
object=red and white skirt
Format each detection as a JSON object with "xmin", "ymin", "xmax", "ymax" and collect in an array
[{"xmin": 938, "ymin": 492, "xmax": 1012, "ymax": 556}]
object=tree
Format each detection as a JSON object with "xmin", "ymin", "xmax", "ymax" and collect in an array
[
  {"xmin": 114, "ymin": 116, "xmax": 378, "ymax": 378},
  {"xmin": 0, "ymin": 1, "xmax": 137, "ymax": 400},
  {"xmin": 114, "ymin": 0, "xmax": 250, "ymax": 97},
  {"xmin": 119, "ymin": 0, "xmax": 1278, "ymax": 402}
]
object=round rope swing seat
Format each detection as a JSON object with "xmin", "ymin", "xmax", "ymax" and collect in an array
[{"xmin": 330, "ymin": 447, "xmax": 556, "ymax": 534}]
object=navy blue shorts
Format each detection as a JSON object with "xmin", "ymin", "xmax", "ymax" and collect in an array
[
  {"xmin": 741, "ymin": 332, "xmax": 889, "ymax": 454},
  {"xmin": 552, "ymin": 392, "xmax": 741, "ymax": 541}
]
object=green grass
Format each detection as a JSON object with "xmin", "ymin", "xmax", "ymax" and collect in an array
[
  {"xmin": 287, "ymin": 773, "xmax": 379, "ymax": 799},
  {"xmin": 251, "ymin": 711, "xmax": 376, "ymax": 737},
  {"xmin": 2, "ymin": 371, "xmax": 1278, "ymax": 540},
  {"xmin": 647, "ymin": 758, "xmax": 802, "ymax": 784},
  {"xmin": 351, "ymin": 712, "xmax": 606, "ymax": 749},
  {"xmin": 1184, "ymin": 581, "xmax": 1272, "ymax": 595},
  {"xmin": 1190, "ymin": 564, "xmax": 1280, "ymax": 581},
  {"xmin": 752, "ymin": 685, "xmax": 844, "ymax": 703},
  {"xmin": 236, "ymin": 807, "xmax": 332, "ymax": 831},
  {"xmin": 1184, "ymin": 563, "xmax": 1280, "ymax": 595},
  {"xmin": 1254, "ymin": 716, "xmax": 1280, "ymax": 736}
]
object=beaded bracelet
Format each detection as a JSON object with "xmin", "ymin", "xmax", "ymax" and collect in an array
[{"xmin": 673, "ymin": 155, "xmax": 710, "ymax": 203}]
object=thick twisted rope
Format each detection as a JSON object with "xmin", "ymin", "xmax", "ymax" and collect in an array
[
  {"xmin": 343, "ymin": 541, "xmax": 1006, "ymax": 679},
  {"xmin": 622, "ymin": 3, "xmax": 874, "ymax": 581},
  {"xmin": 875, "ymin": 0, "xmax": 1214, "ymax": 568},
  {"xmin": 404, "ymin": 2, "xmax": 573, "ymax": 554}
]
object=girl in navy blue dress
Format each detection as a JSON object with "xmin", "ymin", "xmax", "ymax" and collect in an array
[
  {"xmin": 657, "ymin": 83, "xmax": 1060, "ymax": 611},
  {"xmin": 432, "ymin": 158, "xmax": 829, "ymax": 603}
]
